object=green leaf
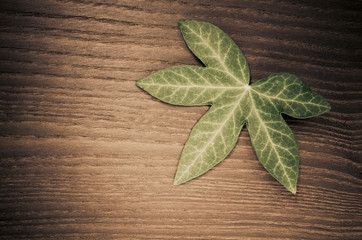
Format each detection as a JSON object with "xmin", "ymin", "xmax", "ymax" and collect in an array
[
  {"xmin": 136, "ymin": 19, "xmax": 331, "ymax": 193},
  {"xmin": 173, "ymin": 90, "xmax": 250, "ymax": 186},
  {"xmin": 178, "ymin": 19, "xmax": 250, "ymax": 85},
  {"xmin": 251, "ymin": 73, "xmax": 331, "ymax": 119},
  {"xmin": 136, "ymin": 66, "xmax": 245, "ymax": 106}
]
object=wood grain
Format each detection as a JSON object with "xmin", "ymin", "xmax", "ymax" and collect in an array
[{"xmin": 0, "ymin": 0, "xmax": 361, "ymax": 239}]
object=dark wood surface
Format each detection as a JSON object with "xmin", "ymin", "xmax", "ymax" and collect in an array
[{"xmin": 0, "ymin": 0, "xmax": 361, "ymax": 239}]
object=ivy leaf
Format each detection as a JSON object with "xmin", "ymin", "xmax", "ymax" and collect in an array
[{"xmin": 136, "ymin": 19, "xmax": 331, "ymax": 193}]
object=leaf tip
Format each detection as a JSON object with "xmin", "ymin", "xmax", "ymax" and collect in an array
[
  {"xmin": 135, "ymin": 79, "xmax": 144, "ymax": 89},
  {"xmin": 173, "ymin": 170, "xmax": 191, "ymax": 186},
  {"xmin": 178, "ymin": 19, "xmax": 198, "ymax": 30},
  {"xmin": 173, "ymin": 178, "xmax": 183, "ymax": 186},
  {"xmin": 177, "ymin": 19, "xmax": 189, "ymax": 26},
  {"xmin": 317, "ymin": 97, "xmax": 331, "ymax": 117},
  {"xmin": 286, "ymin": 184, "xmax": 297, "ymax": 194}
]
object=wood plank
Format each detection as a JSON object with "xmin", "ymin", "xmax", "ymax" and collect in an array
[{"xmin": 0, "ymin": 0, "xmax": 361, "ymax": 239}]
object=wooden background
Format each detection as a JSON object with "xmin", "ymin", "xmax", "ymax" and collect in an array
[{"xmin": 0, "ymin": 0, "xmax": 361, "ymax": 239}]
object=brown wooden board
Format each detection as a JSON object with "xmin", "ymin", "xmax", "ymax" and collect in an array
[{"xmin": 0, "ymin": 0, "xmax": 361, "ymax": 239}]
